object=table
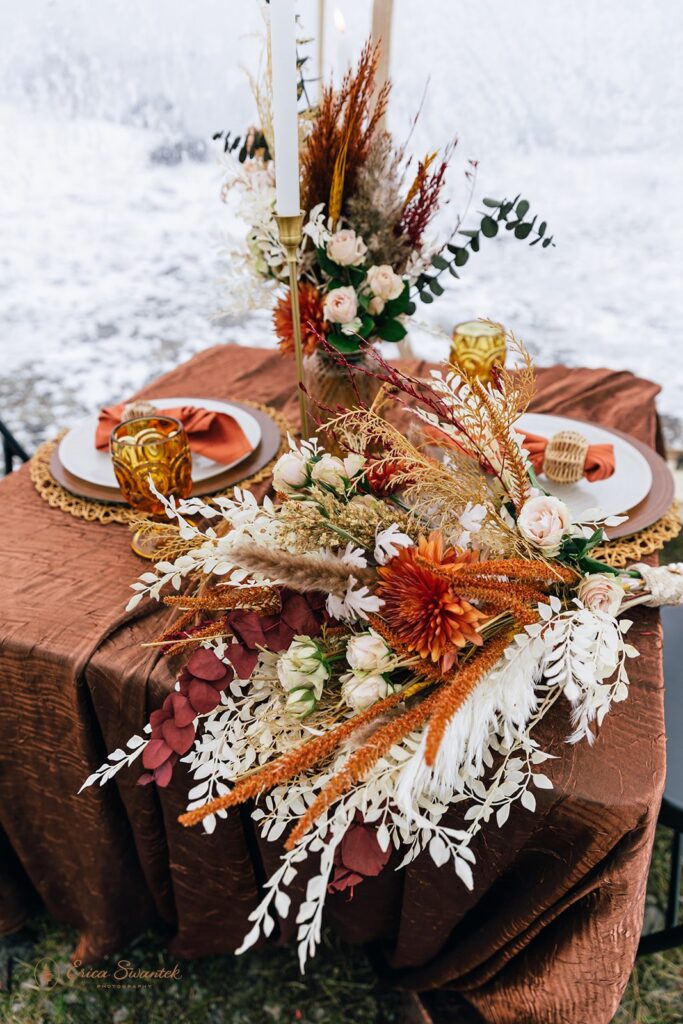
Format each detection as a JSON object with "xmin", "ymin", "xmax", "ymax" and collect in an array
[{"xmin": 0, "ymin": 345, "xmax": 666, "ymax": 1024}]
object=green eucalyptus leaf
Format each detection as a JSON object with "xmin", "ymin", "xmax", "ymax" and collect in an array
[
  {"xmin": 516, "ymin": 199, "xmax": 530, "ymax": 217},
  {"xmin": 328, "ymin": 335, "xmax": 362, "ymax": 354},
  {"xmin": 420, "ymin": 291, "xmax": 434, "ymax": 304},
  {"xmin": 374, "ymin": 318, "xmax": 407, "ymax": 342},
  {"xmin": 429, "ymin": 279, "xmax": 445, "ymax": 296},
  {"xmin": 481, "ymin": 216, "xmax": 498, "ymax": 238},
  {"xmin": 514, "ymin": 223, "xmax": 533, "ymax": 240},
  {"xmin": 448, "ymin": 265, "xmax": 460, "ymax": 278},
  {"xmin": 431, "ymin": 253, "xmax": 449, "ymax": 270},
  {"xmin": 470, "ymin": 235, "xmax": 480, "ymax": 252},
  {"xmin": 454, "ymin": 248, "xmax": 469, "ymax": 266},
  {"xmin": 482, "ymin": 197, "xmax": 502, "ymax": 208}
]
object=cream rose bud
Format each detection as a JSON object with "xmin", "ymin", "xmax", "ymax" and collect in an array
[
  {"xmin": 346, "ymin": 631, "xmax": 392, "ymax": 673},
  {"xmin": 367, "ymin": 264, "xmax": 404, "ymax": 303},
  {"xmin": 577, "ymin": 574, "xmax": 624, "ymax": 616},
  {"xmin": 285, "ymin": 687, "xmax": 317, "ymax": 719},
  {"xmin": 368, "ymin": 295, "xmax": 385, "ymax": 316},
  {"xmin": 272, "ymin": 450, "xmax": 308, "ymax": 493},
  {"xmin": 342, "ymin": 672, "xmax": 392, "ymax": 712},
  {"xmin": 343, "ymin": 453, "xmax": 366, "ymax": 479},
  {"xmin": 277, "ymin": 637, "xmax": 328, "ymax": 698},
  {"xmin": 327, "ymin": 229, "xmax": 367, "ymax": 267},
  {"xmin": 517, "ymin": 495, "xmax": 571, "ymax": 555},
  {"xmin": 323, "ymin": 286, "xmax": 359, "ymax": 326},
  {"xmin": 311, "ymin": 454, "xmax": 347, "ymax": 491}
]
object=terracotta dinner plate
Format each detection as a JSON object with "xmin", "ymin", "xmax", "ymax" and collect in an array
[
  {"xmin": 50, "ymin": 401, "xmax": 282, "ymax": 506},
  {"xmin": 603, "ymin": 425, "xmax": 674, "ymax": 539}
]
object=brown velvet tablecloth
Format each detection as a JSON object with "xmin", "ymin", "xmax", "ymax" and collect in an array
[{"xmin": 0, "ymin": 346, "xmax": 666, "ymax": 1023}]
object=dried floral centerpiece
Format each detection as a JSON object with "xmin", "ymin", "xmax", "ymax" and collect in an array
[
  {"xmin": 217, "ymin": 40, "xmax": 555, "ymax": 416},
  {"xmin": 82, "ymin": 324, "xmax": 683, "ymax": 970}
]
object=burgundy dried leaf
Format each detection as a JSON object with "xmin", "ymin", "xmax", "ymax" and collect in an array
[
  {"xmin": 187, "ymin": 648, "xmax": 228, "ymax": 682},
  {"xmin": 143, "ymin": 737, "xmax": 174, "ymax": 770},
  {"xmin": 160, "ymin": 718, "xmax": 196, "ymax": 756},
  {"xmin": 188, "ymin": 679, "xmax": 222, "ymax": 715}
]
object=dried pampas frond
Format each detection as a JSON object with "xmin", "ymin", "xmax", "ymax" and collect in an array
[{"xmin": 225, "ymin": 537, "xmax": 374, "ymax": 597}]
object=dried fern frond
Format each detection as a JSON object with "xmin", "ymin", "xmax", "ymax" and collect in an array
[
  {"xmin": 129, "ymin": 518, "xmax": 203, "ymax": 563},
  {"xmin": 327, "ymin": 408, "xmax": 515, "ymax": 552}
]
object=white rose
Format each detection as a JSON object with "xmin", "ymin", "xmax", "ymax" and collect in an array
[
  {"xmin": 341, "ymin": 672, "xmax": 392, "ymax": 711},
  {"xmin": 272, "ymin": 450, "xmax": 308, "ymax": 493},
  {"xmin": 327, "ymin": 229, "xmax": 367, "ymax": 267},
  {"xmin": 368, "ymin": 296, "xmax": 385, "ymax": 316},
  {"xmin": 366, "ymin": 264, "xmax": 404, "ymax": 303},
  {"xmin": 517, "ymin": 495, "xmax": 571, "ymax": 555},
  {"xmin": 277, "ymin": 637, "xmax": 328, "ymax": 699},
  {"xmin": 577, "ymin": 574, "xmax": 624, "ymax": 616},
  {"xmin": 346, "ymin": 631, "xmax": 393, "ymax": 674},
  {"xmin": 285, "ymin": 687, "xmax": 317, "ymax": 719},
  {"xmin": 323, "ymin": 286, "xmax": 359, "ymax": 326},
  {"xmin": 311, "ymin": 454, "xmax": 347, "ymax": 491}
]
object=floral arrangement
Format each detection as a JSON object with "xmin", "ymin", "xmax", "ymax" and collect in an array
[
  {"xmin": 82, "ymin": 323, "xmax": 683, "ymax": 970},
  {"xmin": 218, "ymin": 40, "xmax": 554, "ymax": 356}
]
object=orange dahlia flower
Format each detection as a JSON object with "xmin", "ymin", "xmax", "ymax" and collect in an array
[
  {"xmin": 377, "ymin": 532, "xmax": 486, "ymax": 672},
  {"xmin": 273, "ymin": 283, "xmax": 327, "ymax": 356}
]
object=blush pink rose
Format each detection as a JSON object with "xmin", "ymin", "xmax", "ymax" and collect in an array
[
  {"xmin": 517, "ymin": 495, "xmax": 571, "ymax": 555},
  {"xmin": 327, "ymin": 229, "xmax": 367, "ymax": 267},
  {"xmin": 323, "ymin": 286, "xmax": 358, "ymax": 326}
]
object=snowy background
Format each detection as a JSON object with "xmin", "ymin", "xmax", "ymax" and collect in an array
[{"xmin": 1, "ymin": 0, "xmax": 682, "ymax": 454}]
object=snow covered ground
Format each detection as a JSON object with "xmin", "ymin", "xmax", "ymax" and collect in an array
[{"xmin": 1, "ymin": 0, "xmax": 682, "ymax": 453}]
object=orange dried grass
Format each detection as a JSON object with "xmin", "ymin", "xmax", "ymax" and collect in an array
[
  {"xmin": 301, "ymin": 41, "xmax": 389, "ymax": 220},
  {"xmin": 177, "ymin": 681, "xmax": 432, "ymax": 829}
]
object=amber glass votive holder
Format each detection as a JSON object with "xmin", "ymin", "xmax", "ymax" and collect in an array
[
  {"xmin": 110, "ymin": 416, "xmax": 192, "ymax": 516},
  {"xmin": 451, "ymin": 320, "xmax": 507, "ymax": 384}
]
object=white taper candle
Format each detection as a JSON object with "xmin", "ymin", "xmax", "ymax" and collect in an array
[{"xmin": 269, "ymin": 0, "xmax": 301, "ymax": 217}]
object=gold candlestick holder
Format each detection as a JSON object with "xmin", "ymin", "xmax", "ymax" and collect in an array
[{"xmin": 276, "ymin": 212, "xmax": 311, "ymax": 439}]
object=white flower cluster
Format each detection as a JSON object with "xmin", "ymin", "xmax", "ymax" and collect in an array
[{"xmin": 272, "ymin": 437, "xmax": 366, "ymax": 497}]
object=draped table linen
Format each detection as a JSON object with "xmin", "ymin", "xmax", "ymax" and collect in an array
[{"xmin": 0, "ymin": 346, "xmax": 666, "ymax": 1024}]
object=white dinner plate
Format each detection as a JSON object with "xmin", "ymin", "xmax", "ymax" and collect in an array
[
  {"xmin": 516, "ymin": 412, "xmax": 652, "ymax": 518},
  {"xmin": 58, "ymin": 397, "xmax": 261, "ymax": 488}
]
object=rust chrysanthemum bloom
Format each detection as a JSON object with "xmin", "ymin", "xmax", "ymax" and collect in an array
[
  {"xmin": 376, "ymin": 532, "xmax": 486, "ymax": 671},
  {"xmin": 273, "ymin": 283, "xmax": 327, "ymax": 356}
]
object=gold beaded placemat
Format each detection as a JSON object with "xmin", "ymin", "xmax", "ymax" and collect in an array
[
  {"xmin": 29, "ymin": 401, "xmax": 291, "ymax": 527},
  {"xmin": 593, "ymin": 503, "xmax": 681, "ymax": 568}
]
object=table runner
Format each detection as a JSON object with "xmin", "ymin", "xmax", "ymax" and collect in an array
[{"xmin": 0, "ymin": 345, "xmax": 666, "ymax": 1023}]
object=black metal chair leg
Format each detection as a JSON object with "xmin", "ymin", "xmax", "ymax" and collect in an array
[
  {"xmin": 665, "ymin": 829, "xmax": 682, "ymax": 928},
  {"xmin": 0, "ymin": 420, "xmax": 30, "ymax": 475}
]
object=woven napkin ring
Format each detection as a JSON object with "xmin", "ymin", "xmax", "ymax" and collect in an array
[{"xmin": 542, "ymin": 430, "xmax": 589, "ymax": 484}]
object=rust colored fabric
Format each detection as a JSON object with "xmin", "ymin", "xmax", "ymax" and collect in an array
[
  {"xmin": 0, "ymin": 348, "xmax": 666, "ymax": 1022},
  {"xmin": 521, "ymin": 431, "xmax": 616, "ymax": 481},
  {"xmin": 96, "ymin": 402, "xmax": 253, "ymax": 465}
]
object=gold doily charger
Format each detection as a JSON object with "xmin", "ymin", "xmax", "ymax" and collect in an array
[
  {"xmin": 595, "ymin": 502, "xmax": 681, "ymax": 568},
  {"xmin": 30, "ymin": 401, "xmax": 291, "ymax": 527}
]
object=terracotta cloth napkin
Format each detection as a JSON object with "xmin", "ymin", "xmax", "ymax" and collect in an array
[
  {"xmin": 521, "ymin": 431, "xmax": 616, "ymax": 482},
  {"xmin": 95, "ymin": 404, "xmax": 253, "ymax": 466}
]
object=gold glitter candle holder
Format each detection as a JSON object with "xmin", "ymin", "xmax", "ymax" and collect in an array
[
  {"xmin": 110, "ymin": 416, "xmax": 192, "ymax": 516},
  {"xmin": 450, "ymin": 321, "xmax": 507, "ymax": 383}
]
